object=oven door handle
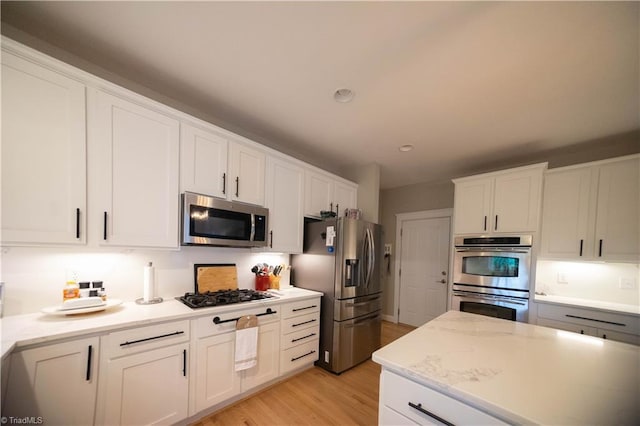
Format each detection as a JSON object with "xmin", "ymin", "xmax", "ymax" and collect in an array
[
  {"xmin": 456, "ymin": 248, "xmax": 530, "ymax": 254},
  {"xmin": 453, "ymin": 291, "xmax": 528, "ymax": 306}
]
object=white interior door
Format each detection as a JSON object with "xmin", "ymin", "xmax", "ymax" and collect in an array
[{"xmin": 398, "ymin": 216, "xmax": 450, "ymax": 327}]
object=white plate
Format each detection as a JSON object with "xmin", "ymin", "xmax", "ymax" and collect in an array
[{"xmin": 41, "ymin": 299, "xmax": 123, "ymax": 316}]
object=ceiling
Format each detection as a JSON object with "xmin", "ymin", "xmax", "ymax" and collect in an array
[{"xmin": 2, "ymin": 1, "xmax": 638, "ymax": 189}]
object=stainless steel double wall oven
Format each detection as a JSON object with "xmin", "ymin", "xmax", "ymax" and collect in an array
[{"xmin": 451, "ymin": 235, "xmax": 532, "ymax": 322}]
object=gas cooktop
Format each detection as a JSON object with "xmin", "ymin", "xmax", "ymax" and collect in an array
[{"xmin": 177, "ymin": 289, "xmax": 275, "ymax": 309}]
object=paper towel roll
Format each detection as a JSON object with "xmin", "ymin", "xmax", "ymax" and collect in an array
[{"xmin": 143, "ymin": 262, "xmax": 154, "ymax": 302}]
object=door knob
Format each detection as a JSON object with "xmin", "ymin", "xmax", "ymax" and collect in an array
[
  {"xmin": 441, "ymin": 271, "xmax": 447, "ymax": 276},
  {"xmin": 437, "ymin": 279, "xmax": 446, "ymax": 284}
]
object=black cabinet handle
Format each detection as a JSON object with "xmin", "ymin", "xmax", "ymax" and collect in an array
[
  {"xmin": 270, "ymin": 230, "xmax": 273, "ymax": 249},
  {"xmin": 182, "ymin": 349, "xmax": 187, "ymax": 377},
  {"xmin": 291, "ymin": 350, "xmax": 316, "ymax": 362},
  {"xmin": 213, "ymin": 308, "xmax": 277, "ymax": 324},
  {"xmin": 235, "ymin": 176, "xmax": 239, "ymax": 197},
  {"xmin": 565, "ymin": 314, "xmax": 625, "ymax": 327},
  {"xmin": 335, "ymin": 203, "xmax": 340, "ymax": 216},
  {"xmin": 86, "ymin": 345, "xmax": 93, "ymax": 381},
  {"xmin": 292, "ymin": 305, "xmax": 317, "ymax": 312},
  {"xmin": 292, "ymin": 333, "xmax": 317, "ymax": 343},
  {"xmin": 222, "ymin": 172, "xmax": 226, "ymax": 195},
  {"xmin": 598, "ymin": 239, "xmax": 603, "ymax": 257},
  {"xmin": 579, "ymin": 239, "xmax": 584, "ymax": 256},
  {"xmin": 103, "ymin": 211, "xmax": 108, "ymax": 240},
  {"xmin": 408, "ymin": 402, "xmax": 454, "ymax": 426},
  {"xmin": 330, "ymin": 202, "xmax": 333, "ymax": 212},
  {"xmin": 292, "ymin": 318, "xmax": 317, "ymax": 328},
  {"xmin": 120, "ymin": 330, "xmax": 185, "ymax": 347},
  {"xmin": 483, "ymin": 215, "xmax": 487, "ymax": 231},
  {"xmin": 494, "ymin": 215, "xmax": 498, "ymax": 231},
  {"xmin": 76, "ymin": 208, "xmax": 81, "ymax": 239}
]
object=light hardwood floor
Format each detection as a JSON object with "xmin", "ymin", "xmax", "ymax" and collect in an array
[{"xmin": 192, "ymin": 321, "xmax": 415, "ymax": 426}]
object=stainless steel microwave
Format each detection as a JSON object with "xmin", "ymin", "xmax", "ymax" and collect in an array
[{"xmin": 181, "ymin": 192, "xmax": 268, "ymax": 248}]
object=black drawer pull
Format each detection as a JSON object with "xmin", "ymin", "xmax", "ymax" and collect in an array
[
  {"xmin": 86, "ymin": 345, "xmax": 93, "ymax": 381},
  {"xmin": 292, "ymin": 333, "xmax": 317, "ymax": 343},
  {"xmin": 292, "ymin": 318, "xmax": 317, "ymax": 328},
  {"xmin": 291, "ymin": 350, "xmax": 316, "ymax": 362},
  {"xmin": 213, "ymin": 308, "xmax": 277, "ymax": 325},
  {"xmin": 292, "ymin": 305, "xmax": 317, "ymax": 312},
  {"xmin": 120, "ymin": 330, "xmax": 185, "ymax": 347},
  {"xmin": 565, "ymin": 314, "xmax": 625, "ymax": 327},
  {"xmin": 183, "ymin": 349, "xmax": 187, "ymax": 377},
  {"xmin": 408, "ymin": 402, "xmax": 454, "ymax": 426}
]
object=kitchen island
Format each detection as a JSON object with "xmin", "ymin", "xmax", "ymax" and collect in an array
[{"xmin": 372, "ymin": 310, "xmax": 639, "ymax": 425}]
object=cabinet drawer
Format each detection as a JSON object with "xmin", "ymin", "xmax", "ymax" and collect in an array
[
  {"xmin": 381, "ymin": 370, "xmax": 505, "ymax": 425},
  {"xmin": 380, "ymin": 406, "xmax": 418, "ymax": 426},
  {"xmin": 537, "ymin": 303, "xmax": 640, "ymax": 335},
  {"xmin": 194, "ymin": 305, "xmax": 281, "ymax": 338},
  {"xmin": 281, "ymin": 324, "xmax": 320, "ymax": 350},
  {"xmin": 280, "ymin": 339, "xmax": 318, "ymax": 375},
  {"xmin": 103, "ymin": 320, "xmax": 190, "ymax": 359},
  {"xmin": 281, "ymin": 312, "xmax": 319, "ymax": 335},
  {"xmin": 281, "ymin": 298, "xmax": 320, "ymax": 319}
]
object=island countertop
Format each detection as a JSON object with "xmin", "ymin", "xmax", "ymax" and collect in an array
[{"xmin": 372, "ymin": 310, "xmax": 640, "ymax": 425}]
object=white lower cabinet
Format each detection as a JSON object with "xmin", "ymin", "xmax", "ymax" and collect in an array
[
  {"xmin": 3, "ymin": 336, "xmax": 99, "ymax": 425},
  {"xmin": 98, "ymin": 320, "xmax": 190, "ymax": 425},
  {"xmin": 193, "ymin": 305, "xmax": 281, "ymax": 413},
  {"xmin": 535, "ymin": 303, "xmax": 640, "ymax": 345},
  {"xmin": 379, "ymin": 369, "xmax": 506, "ymax": 425},
  {"xmin": 279, "ymin": 298, "xmax": 320, "ymax": 375}
]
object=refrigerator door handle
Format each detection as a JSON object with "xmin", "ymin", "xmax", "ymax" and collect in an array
[{"xmin": 363, "ymin": 227, "xmax": 374, "ymax": 288}]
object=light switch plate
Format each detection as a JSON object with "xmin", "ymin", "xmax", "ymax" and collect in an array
[
  {"xmin": 384, "ymin": 244, "xmax": 392, "ymax": 256},
  {"xmin": 619, "ymin": 277, "xmax": 637, "ymax": 290},
  {"xmin": 557, "ymin": 272, "xmax": 569, "ymax": 284}
]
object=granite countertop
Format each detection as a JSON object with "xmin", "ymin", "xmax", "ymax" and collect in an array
[
  {"xmin": 372, "ymin": 310, "xmax": 640, "ymax": 425},
  {"xmin": 0, "ymin": 287, "xmax": 321, "ymax": 359},
  {"xmin": 534, "ymin": 294, "xmax": 640, "ymax": 316}
]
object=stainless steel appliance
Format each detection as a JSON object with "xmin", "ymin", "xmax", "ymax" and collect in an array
[
  {"xmin": 181, "ymin": 192, "xmax": 268, "ymax": 248},
  {"xmin": 451, "ymin": 235, "xmax": 532, "ymax": 322},
  {"xmin": 291, "ymin": 218, "xmax": 382, "ymax": 374}
]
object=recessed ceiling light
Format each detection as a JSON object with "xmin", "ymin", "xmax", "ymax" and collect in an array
[
  {"xmin": 334, "ymin": 88, "xmax": 354, "ymax": 103},
  {"xmin": 399, "ymin": 144, "xmax": 414, "ymax": 152}
]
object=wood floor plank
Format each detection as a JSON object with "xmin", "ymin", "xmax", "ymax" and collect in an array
[{"xmin": 191, "ymin": 321, "xmax": 415, "ymax": 426}]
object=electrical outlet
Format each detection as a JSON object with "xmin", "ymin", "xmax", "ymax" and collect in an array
[
  {"xmin": 384, "ymin": 244, "xmax": 392, "ymax": 256},
  {"xmin": 557, "ymin": 272, "xmax": 568, "ymax": 284},
  {"xmin": 619, "ymin": 277, "xmax": 637, "ymax": 290},
  {"xmin": 324, "ymin": 350, "xmax": 329, "ymax": 363}
]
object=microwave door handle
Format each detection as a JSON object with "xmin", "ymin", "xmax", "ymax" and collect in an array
[{"xmin": 250, "ymin": 214, "xmax": 256, "ymax": 241}]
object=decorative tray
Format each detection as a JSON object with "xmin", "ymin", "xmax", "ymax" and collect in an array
[{"xmin": 41, "ymin": 299, "xmax": 122, "ymax": 316}]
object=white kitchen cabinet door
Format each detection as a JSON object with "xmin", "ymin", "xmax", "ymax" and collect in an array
[
  {"xmin": 594, "ymin": 157, "xmax": 639, "ymax": 262},
  {"xmin": 228, "ymin": 141, "xmax": 266, "ymax": 206},
  {"xmin": 1, "ymin": 50, "xmax": 87, "ymax": 245},
  {"xmin": 493, "ymin": 168, "xmax": 543, "ymax": 232},
  {"xmin": 90, "ymin": 89, "xmax": 180, "ymax": 248},
  {"xmin": 265, "ymin": 156, "xmax": 304, "ymax": 253},
  {"xmin": 453, "ymin": 164, "xmax": 546, "ymax": 235},
  {"xmin": 540, "ymin": 167, "xmax": 595, "ymax": 259},
  {"xmin": 453, "ymin": 177, "xmax": 493, "ymax": 234},
  {"xmin": 180, "ymin": 122, "xmax": 229, "ymax": 198},
  {"xmin": 3, "ymin": 337, "xmax": 99, "ymax": 425},
  {"xmin": 304, "ymin": 169, "xmax": 334, "ymax": 217},
  {"xmin": 195, "ymin": 332, "xmax": 241, "ymax": 412},
  {"xmin": 333, "ymin": 180, "xmax": 358, "ymax": 217},
  {"xmin": 103, "ymin": 343, "xmax": 189, "ymax": 426},
  {"xmin": 241, "ymin": 321, "xmax": 281, "ymax": 391}
]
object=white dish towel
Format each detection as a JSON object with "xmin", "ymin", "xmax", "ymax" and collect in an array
[{"xmin": 235, "ymin": 323, "xmax": 259, "ymax": 371}]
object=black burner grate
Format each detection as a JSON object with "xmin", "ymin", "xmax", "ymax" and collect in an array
[{"xmin": 177, "ymin": 289, "xmax": 274, "ymax": 309}]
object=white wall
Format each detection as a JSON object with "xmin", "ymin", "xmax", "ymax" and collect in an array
[
  {"xmin": 535, "ymin": 260, "xmax": 639, "ymax": 306},
  {"xmin": 0, "ymin": 246, "xmax": 288, "ymax": 316}
]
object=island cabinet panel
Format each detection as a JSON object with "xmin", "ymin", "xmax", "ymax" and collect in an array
[
  {"xmin": 1, "ymin": 50, "xmax": 87, "ymax": 246},
  {"xmin": 453, "ymin": 163, "xmax": 546, "ymax": 235},
  {"xmin": 379, "ymin": 370, "xmax": 507, "ymax": 426},
  {"xmin": 3, "ymin": 336, "xmax": 99, "ymax": 425}
]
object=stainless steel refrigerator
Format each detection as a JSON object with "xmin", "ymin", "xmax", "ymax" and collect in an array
[{"xmin": 291, "ymin": 218, "xmax": 382, "ymax": 374}]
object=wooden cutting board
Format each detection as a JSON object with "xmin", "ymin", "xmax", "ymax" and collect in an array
[{"xmin": 194, "ymin": 264, "xmax": 238, "ymax": 293}]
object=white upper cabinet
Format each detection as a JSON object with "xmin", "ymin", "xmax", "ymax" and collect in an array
[
  {"xmin": 1, "ymin": 50, "xmax": 87, "ymax": 245},
  {"xmin": 180, "ymin": 122, "xmax": 229, "ymax": 198},
  {"xmin": 265, "ymin": 155, "xmax": 304, "ymax": 253},
  {"xmin": 304, "ymin": 168, "xmax": 357, "ymax": 218},
  {"xmin": 453, "ymin": 163, "xmax": 547, "ymax": 234},
  {"xmin": 228, "ymin": 142, "xmax": 266, "ymax": 206},
  {"xmin": 541, "ymin": 155, "xmax": 639, "ymax": 262},
  {"xmin": 90, "ymin": 89, "xmax": 180, "ymax": 248}
]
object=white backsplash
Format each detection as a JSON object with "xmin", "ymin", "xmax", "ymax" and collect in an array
[
  {"xmin": 0, "ymin": 246, "xmax": 289, "ymax": 316},
  {"xmin": 535, "ymin": 260, "xmax": 640, "ymax": 307}
]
